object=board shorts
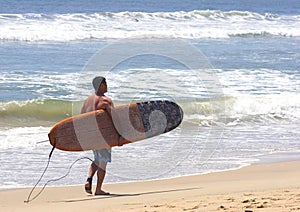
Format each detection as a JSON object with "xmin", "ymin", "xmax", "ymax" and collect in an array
[{"xmin": 93, "ymin": 148, "xmax": 112, "ymax": 164}]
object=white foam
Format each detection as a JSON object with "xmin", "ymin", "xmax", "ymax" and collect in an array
[
  {"xmin": 0, "ymin": 11, "xmax": 299, "ymax": 41},
  {"xmin": 0, "ymin": 127, "xmax": 50, "ymax": 149},
  {"xmin": 1, "ymin": 71, "xmax": 82, "ymax": 100},
  {"xmin": 217, "ymin": 68, "xmax": 300, "ymax": 95}
]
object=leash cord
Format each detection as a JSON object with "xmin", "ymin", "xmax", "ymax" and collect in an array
[
  {"xmin": 24, "ymin": 142, "xmax": 93, "ymax": 203},
  {"xmin": 24, "ymin": 143, "xmax": 55, "ymax": 203}
]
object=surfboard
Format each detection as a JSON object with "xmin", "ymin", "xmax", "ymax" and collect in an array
[{"xmin": 48, "ymin": 100, "xmax": 183, "ymax": 151}]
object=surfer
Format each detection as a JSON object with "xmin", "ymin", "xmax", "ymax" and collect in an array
[{"xmin": 81, "ymin": 76, "xmax": 113, "ymax": 196}]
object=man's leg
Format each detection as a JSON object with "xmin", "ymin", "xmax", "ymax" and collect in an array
[
  {"xmin": 95, "ymin": 161, "xmax": 110, "ymax": 195},
  {"xmin": 85, "ymin": 162, "xmax": 98, "ymax": 194}
]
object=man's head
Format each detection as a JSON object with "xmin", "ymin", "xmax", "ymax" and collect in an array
[{"xmin": 92, "ymin": 76, "xmax": 106, "ymax": 91}]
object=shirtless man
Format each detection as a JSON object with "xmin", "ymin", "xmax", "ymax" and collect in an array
[{"xmin": 81, "ymin": 76, "xmax": 113, "ymax": 195}]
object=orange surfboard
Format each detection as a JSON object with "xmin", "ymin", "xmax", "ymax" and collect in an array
[{"xmin": 48, "ymin": 100, "xmax": 183, "ymax": 151}]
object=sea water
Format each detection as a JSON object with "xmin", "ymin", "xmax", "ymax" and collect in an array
[{"xmin": 0, "ymin": 0, "xmax": 299, "ymax": 190}]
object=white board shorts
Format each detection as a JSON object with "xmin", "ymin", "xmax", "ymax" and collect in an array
[{"xmin": 93, "ymin": 148, "xmax": 112, "ymax": 163}]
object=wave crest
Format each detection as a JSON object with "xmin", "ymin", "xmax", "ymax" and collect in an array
[
  {"xmin": 0, "ymin": 99, "xmax": 75, "ymax": 127},
  {"xmin": 1, "ymin": 94, "xmax": 299, "ymax": 128}
]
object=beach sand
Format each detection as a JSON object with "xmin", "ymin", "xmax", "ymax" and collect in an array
[{"xmin": 1, "ymin": 160, "xmax": 300, "ymax": 211}]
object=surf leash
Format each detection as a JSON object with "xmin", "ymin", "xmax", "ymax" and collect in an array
[
  {"xmin": 24, "ymin": 140, "xmax": 56, "ymax": 203},
  {"xmin": 24, "ymin": 140, "xmax": 93, "ymax": 203},
  {"xmin": 36, "ymin": 140, "xmax": 49, "ymax": 144}
]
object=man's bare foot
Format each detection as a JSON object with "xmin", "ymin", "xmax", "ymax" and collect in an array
[{"xmin": 95, "ymin": 190, "xmax": 110, "ymax": 195}]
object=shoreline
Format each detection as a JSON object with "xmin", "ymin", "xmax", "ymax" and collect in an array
[
  {"xmin": 2, "ymin": 150, "xmax": 300, "ymax": 192},
  {"xmin": 1, "ymin": 160, "xmax": 300, "ymax": 211}
]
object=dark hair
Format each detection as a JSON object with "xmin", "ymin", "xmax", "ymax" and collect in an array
[{"xmin": 92, "ymin": 76, "xmax": 106, "ymax": 91}]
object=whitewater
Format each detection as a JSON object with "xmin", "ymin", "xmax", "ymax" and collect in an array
[{"xmin": 0, "ymin": 10, "xmax": 300, "ymax": 41}]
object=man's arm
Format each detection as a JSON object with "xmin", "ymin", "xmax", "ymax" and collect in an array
[{"xmin": 99, "ymin": 97, "xmax": 113, "ymax": 117}]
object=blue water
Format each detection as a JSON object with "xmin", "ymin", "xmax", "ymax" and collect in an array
[
  {"xmin": 0, "ymin": 0, "xmax": 299, "ymax": 190},
  {"xmin": 1, "ymin": 0, "xmax": 300, "ymax": 14}
]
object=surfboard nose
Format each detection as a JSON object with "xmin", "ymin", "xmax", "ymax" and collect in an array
[
  {"xmin": 137, "ymin": 100, "xmax": 184, "ymax": 137},
  {"xmin": 162, "ymin": 100, "xmax": 184, "ymax": 132}
]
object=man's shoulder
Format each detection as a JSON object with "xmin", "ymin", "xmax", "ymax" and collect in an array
[
  {"xmin": 85, "ymin": 93, "xmax": 96, "ymax": 101},
  {"xmin": 96, "ymin": 95, "xmax": 112, "ymax": 101}
]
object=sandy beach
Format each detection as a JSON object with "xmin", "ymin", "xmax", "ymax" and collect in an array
[{"xmin": 1, "ymin": 160, "xmax": 300, "ymax": 211}]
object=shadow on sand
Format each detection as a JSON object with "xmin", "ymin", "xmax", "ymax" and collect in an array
[{"xmin": 51, "ymin": 187, "xmax": 201, "ymax": 203}]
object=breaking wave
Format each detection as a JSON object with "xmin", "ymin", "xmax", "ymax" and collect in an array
[
  {"xmin": 1, "ymin": 94, "xmax": 299, "ymax": 128},
  {"xmin": 0, "ymin": 10, "xmax": 299, "ymax": 41}
]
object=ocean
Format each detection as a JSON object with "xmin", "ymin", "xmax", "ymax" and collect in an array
[{"xmin": 0, "ymin": 0, "xmax": 299, "ymax": 191}]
